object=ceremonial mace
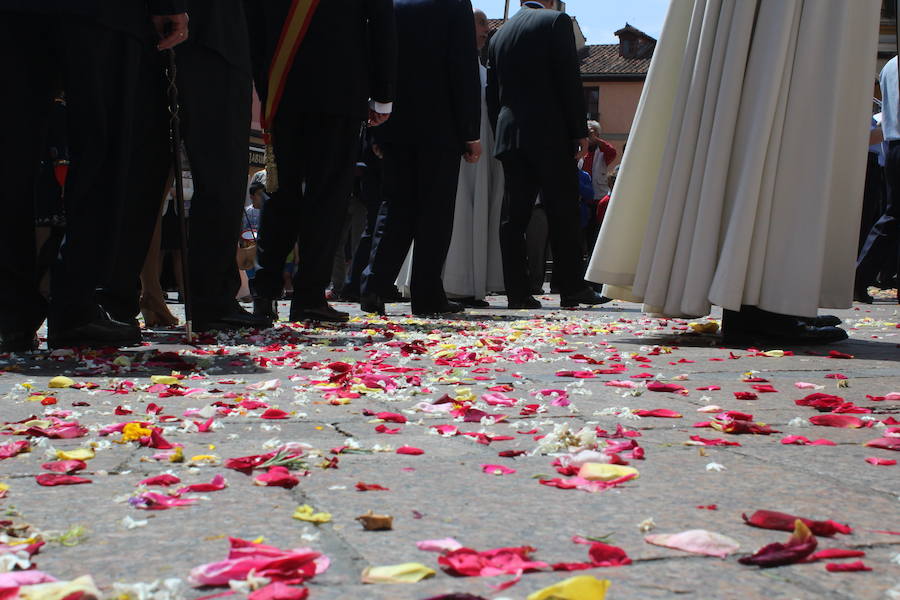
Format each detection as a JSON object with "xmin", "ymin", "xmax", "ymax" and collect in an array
[{"xmin": 165, "ymin": 49, "xmax": 194, "ymax": 343}]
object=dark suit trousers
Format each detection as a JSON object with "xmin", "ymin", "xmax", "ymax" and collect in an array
[
  {"xmin": 343, "ymin": 164, "xmax": 384, "ymax": 298},
  {"xmin": 253, "ymin": 112, "xmax": 360, "ymax": 307},
  {"xmin": 101, "ymin": 43, "xmax": 252, "ymax": 320},
  {"xmin": 499, "ymin": 150, "xmax": 585, "ymax": 299},
  {"xmin": 857, "ymin": 141, "xmax": 900, "ymax": 288},
  {"xmin": 0, "ymin": 14, "xmax": 141, "ymax": 333},
  {"xmin": 361, "ymin": 144, "xmax": 461, "ymax": 311}
]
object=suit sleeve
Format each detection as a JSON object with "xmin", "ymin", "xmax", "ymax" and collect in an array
[
  {"xmin": 243, "ymin": 0, "xmax": 270, "ymax": 110},
  {"xmin": 447, "ymin": 0, "xmax": 481, "ymax": 143},
  {"xmin": 550, "ymin": 14, "xmax": 588, "ymax": 141},
  {"xmin": 148, "ymin": 0, "xmax": 186, "ymax": 15},
  {"xmin": 486, "ymin": 43, "xmax": 499, "ymax": 135},
  {"xmin": 365, "ymin": 0, "xmax": 397, "ymax": 104}
]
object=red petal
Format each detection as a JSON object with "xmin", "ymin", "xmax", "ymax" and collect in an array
[
  {"xmin": 139, "ymin": 474, "xmax": 182, "ymax": 486},
  {"xmin": 807, "ymin": 549, "xmax": 866, "ymax": 561},
  {"xmin": 864, "ymin": 437, "xmax": 900, "ymax": 451},
  {"xmin": 864, "ymin": 457, "xmax": 897, "ymax": 465},
  {"xmin": 739, "ymin": 520, "xmax": 818, "ymax": 568},
  {"xmin": 808, "ymin": 415, "xmax": 863, "ymax": 428},
  {"xmin": 734, "ymin": 391, "xmax": 758, "ymax": 400},
  {"xmin": 254, "ymin": 466, "xmax": 299, "ymax": 489},
  {"xmin": 355, "ymin": 481, "xmax": 389, "ymax": 491},
  {"xmin": 40, "ymin": 459, "xmax": 87, "ymax": 474},
  {"xmin": 646, "ymin": 381, "xmax": 687, "ymax": 393},
  {"xmin": 743, "ymin": 510, "xmax": 851, "ymax": 537},
  {"xmin": 825, "ymin": 561, "xmax": 871, "ymax": 572},
  {"xmin": 396, "ymin": 446, "xmax": 424, "ymax": 455},
  {"xmin": 36, "ymin": 473, "xmax": 92, "ymax": 486},
  {"xmin": 260, "ymin": 408, "xmax": 290, "ymax": 420},
  {"xmin": 634, "ymin": 409, "xmax": 682, "ymax": 418}
]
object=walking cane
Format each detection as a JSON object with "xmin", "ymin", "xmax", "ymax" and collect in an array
[{"xmin": 165, "ymin": 49, "xmax": 194, "ymax": 342}]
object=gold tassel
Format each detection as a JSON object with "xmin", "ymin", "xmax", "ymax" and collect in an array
[{"xmin": 264, "ymin": 132, "xmax": 279, "ymax": 194}]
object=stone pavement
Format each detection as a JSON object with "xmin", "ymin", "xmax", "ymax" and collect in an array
[{"xmin": 1, "ymin": 295, "xmax": 899, "ymax": 599}]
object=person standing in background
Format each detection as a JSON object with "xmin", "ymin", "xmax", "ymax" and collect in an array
[
  {"xmin": 856, "ymin": 58, "xmax": 900, "ymax": 303},
  {"xmin": 0, "ymin": 0, "xmax": 188, "ymax": 351},
  {"xmin": 247, "ymin": 0, "xmax": 397, "ymax": 324},
  {"xmin": 360, "ymin": 0, "xmax": 482, "ymax": 317},
  {"xmin": 486, "ymin": 0, "xmax": 609, "ymax": 310}
]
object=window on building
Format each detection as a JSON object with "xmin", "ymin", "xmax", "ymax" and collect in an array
[{"xmin": 583, "ymin": 87, "xmax": 600, "ymax": 121}]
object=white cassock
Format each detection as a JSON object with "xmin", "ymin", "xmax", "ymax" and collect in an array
[
  {"xmin": 585, "ymin": 0, "xmax": 880, "ymax": 318},
  {"xmin": 397, "ymin": 63, "xmax": 505, "ymax": 299}
]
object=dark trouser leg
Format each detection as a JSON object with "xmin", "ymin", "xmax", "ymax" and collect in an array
[
  {"xmin": 362, "ymin": 145, "xmax": 417, "ymax": 297},
  {"xmin": 499, "ymin": 152, "xmax": 542, "ymax": 299},
  {"xmin": 857, "ymin": 142, "xmax": 900, "ymax": 289},
  {"xmin": 345, "ymin": 167, "xmax": 383, "ymax": 297},
  {"xmin": 178, "ymin": 44, "xmax": 252, "ymax": 318},
  {"xmin": 410, "ymin": 148, "xmax": 461, "ymax": 311},
  {"xmin": 50, "ymin": 20, "xmax": 141, "ymax": 330},
  {"xmin": 539, "ymin": 156, "xmax": 587, "ymax": 296},
  {"xmin": 858, "ymin": 153, "xmax": 884, "ymax": 255},
  {"xmin": 0, "ymin": 15, "xmax": 52, "ymax": 334},
  {"xmin": 291, "ymin": 115, "xmax": 359, "ymax": 308},
  {"xmin": 525, "ymin": 205, "xmax": 549, "ymax": 294},
  {"xmin": 254, "ymin": 113, "xmax": 305, "ymax": 301},
  {"xmin": 99, "ymin": 49, "xmax": 170, "ymax": 321}
]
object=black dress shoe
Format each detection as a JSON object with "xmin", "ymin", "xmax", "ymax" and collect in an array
[
  {"xmin": 853, "ymin": 288, "xmax": 874, "ymax": 304},
  {"xmin": 195, "ymin": 305, "xmax": 272, "ymax": 332},
  {"xmin": 457, "ymin": 297, "xmax": 490, "ymax": 308},
  {"xmin": 290, "ymin": 303, "xmax": 349, "ymax": 323},
  {"xmin": 560, "ymin": 288, "xmax": 613, "ymax": 308},
  {"xmin": 412, "ymin": 300, "xmax": 465, "ymax": 316},
  {"xmin": 800, "ymin": 315, "xmax": 842, "ymax": 327},
  {"xmin": 722, "ymin": 307, "xmax": 849, "ymax": 346},
  {"xmin": 48, "ymin": 314, "xmax": 141, "ymax": 349},
  {"xmin": 382, "ymin": 287, "xmax": 406, "ymax": 303},
  {"xmin": 508, "ymin": 295, "xmax": 542, "ymax": 310},
  {"xmin": 0, "ymin": 331, "xmax": 40, "ymax": 353},
  {"xmin": 360, "ymin": 293, "xmax": 386, "ymax": 316},
  {"xmin": 253, "ymin": 298, "xmax": 278, "ymax": 325}
]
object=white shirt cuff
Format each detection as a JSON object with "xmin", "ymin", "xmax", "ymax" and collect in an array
[
  {"xmin": 370, "ymin": 100, "xmax": 393, "ymax": 114},
  {"xmin": 467, "ymin": 139, "xmax": 481, "ymax": 143}
]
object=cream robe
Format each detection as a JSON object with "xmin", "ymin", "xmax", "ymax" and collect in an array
[{"xmin": 585, "ymin": 0, "xmax": 880, "ymax": 318}]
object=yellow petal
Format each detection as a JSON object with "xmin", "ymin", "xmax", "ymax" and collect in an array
[
  {"xmin": 292, "ymin": 504, "xmax": 332, "ymax": 523},
  {"xmin": 361, "ymin": 562, "xmax": 435, "ymax": 584},
  {"xmin": 19, "ymin": 575, "xmax": 101, "ymax": 600},
  {"xmin": 0, "ymin": 482, "xmax": 9, "ymax": 495},
  {"xmin": 121, "ymin": 422, "xmax": 153, "ymax": 442},
  {"xmin": 168, "ymin": 447, "xmax": 184, "ymax": 463},
  {"xmin": 48, "ymin": 376, "xmax": 75, "ymax": 388},
  {"xmin": 527, "ymin": 575, "xmax": 611, "ymax": 600},
  {"xmin": 578, "ymin": 463, "xmax": 639, "ymax": 482},
  {"xmin": 150, "ymin": 375, "xmax": 179, "ymax": 385},
  {"xmin": 56, "ymin": 448, "xmax": 95, "ymax": 461},
  {"xmin": 760, "ymin": 350, "xmax": 785, "ymax": 358},
  {"xmin": 27, "ymin": 395, "xmax": 49, "ymax": 402}
]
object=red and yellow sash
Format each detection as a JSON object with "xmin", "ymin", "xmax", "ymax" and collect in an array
[{"xmin": 262, "ymin": 0, "xmax": 320, "ymax": 192}]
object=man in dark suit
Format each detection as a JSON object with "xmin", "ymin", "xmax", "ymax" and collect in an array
[
  {"xmin": 0, "ymin": 1, "xmax": 188, "ymax": 351},
  {"xmin": 487, "ymin": 0, "xmax": 608, "ymax": 309},
  {"xmin": 99, "ymin": 0, "xmax": 271, "ymax": 333},
  {"xmin": 360, "ymin": 0, "xmax": 482, "ymax": 316},
  {"xmin": 246, "ymin": 0, "xmax": 397, "ymax": 323}
]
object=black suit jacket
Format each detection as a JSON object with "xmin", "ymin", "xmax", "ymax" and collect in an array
[
  {"xmin": 185, "ymin": 0, "xmax": 251, "ymax": 75},
  {"xmin": 486, "ymin": 5, "xmax": 587, "ymax": 158},
  {"xmin": 375, "ymin": 0, "xmax": 480, "ymax": 150},
  {"xmin": 0, "ymin": 1, "xmax": 186, "ymax": 39},
  {"xmin": 245, "ymin": 0, "xmax": 396, "ymax": 121}
]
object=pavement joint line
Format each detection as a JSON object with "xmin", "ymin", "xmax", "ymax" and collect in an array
[{"xmin": 725, "ymin": 446, "xmax": 900, "ymax": 502}]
